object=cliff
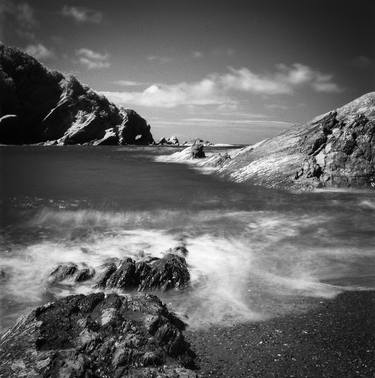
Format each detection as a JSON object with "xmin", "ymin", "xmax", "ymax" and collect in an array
[{"xmin": 0, "ymin": 44, "xmax": 154, "ymax": 145}]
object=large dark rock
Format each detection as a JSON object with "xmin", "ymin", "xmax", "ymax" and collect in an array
[
  {"xmin": 0, "ymin": 293, "xmax": 197, "ymax": 377},
  {"xmin": 191, "ymin": 143, "xmax": 206, "ymax": 159},
  {"xmin": 48, "ymin": 263, "xmax": 95, "ymax": 284},
  {"xmin": 97, "ymin": 248, "xmax": 190, "ymax": 291},
  {"xmin": 217, "ymin": 92, "xmax": 375, "ymax": 191},
  {"xmin": 0, "ymin": 44, "xmax": 154, "ymax": 145}
]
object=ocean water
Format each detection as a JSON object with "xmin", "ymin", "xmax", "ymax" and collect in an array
[{"xmin": 1, "ymin": 146, "xmax": 375, "ymax": 332}]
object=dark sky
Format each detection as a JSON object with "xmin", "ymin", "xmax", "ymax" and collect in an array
[{"xmin": 1, "ymin": 0, "xmax": 374, "ymax": 143}]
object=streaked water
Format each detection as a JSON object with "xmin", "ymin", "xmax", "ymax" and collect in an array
[{"xmin": 1, "ymin": 146, "xmax": 375, "ymax": 331}]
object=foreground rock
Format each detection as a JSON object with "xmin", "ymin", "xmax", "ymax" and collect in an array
[
  {"xmin": 0, "ymin": 44, "xmax": 154, "ymax": 145},
  {"xmin": 0, "ymin": 293, "xmax": 197, "ymax": 377},
  {"xmin": 202, "ymin": 93, "xmax": 375, "ymax": 191}
]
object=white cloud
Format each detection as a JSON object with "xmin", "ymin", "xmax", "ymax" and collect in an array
[
  {"xmin": 221, "ymin": 63, "xmax": 342, "ymax": 94},
  {"xmin": 102, "ymin": 78, "xmax": 234, "ymax": 108},
  {"xmin": 114, "ymin": 80, "xmax": 147, "ymax": 87},
  {"xmin": 25, "ymin": 43, "xmax": 54, "ymax": 60},
  {"xmin": 101, "ymin": 63, "xmax": 341, "ymax": 108},
  {"xmin": 76, "ymin": 48, "xmax": 110, "ymax": 69},
  {"xmin": 62, "ymin": 6, "xmax": 102, "ymax": 23}
]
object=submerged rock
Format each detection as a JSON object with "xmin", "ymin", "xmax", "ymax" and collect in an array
[
  {"xmin": 0, "ymin": 293, "xmax": 197, "ymax": 377},
  {"xmin": 0, "ymin": 44, "xmax": 154, "ymax": 145}
]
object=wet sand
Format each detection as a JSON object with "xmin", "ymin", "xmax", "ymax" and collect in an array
[{"xmin": 187, "ymin": 291, "xmax": 375, "ymax": 377}]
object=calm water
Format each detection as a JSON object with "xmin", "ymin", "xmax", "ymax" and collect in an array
[{"xmin": 1, "ymin": 146, "xmax": 375, "ymax": 331}]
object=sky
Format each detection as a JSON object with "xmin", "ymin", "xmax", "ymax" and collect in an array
[{"xmin": 1, "ymin": 0, "xmax": 374, "ymax": 143}]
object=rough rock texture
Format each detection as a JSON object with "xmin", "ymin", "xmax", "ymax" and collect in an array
[
  {"xmin": 0, "ymin": 44, "xmax": 154, "ymax": 145},
  {"xmin": 191, "ymin": 143, "xmax": 206, "ymax": 159},
  {"xmin": 217, "ymin": 93, "xmax": 375, "ymax": 191},
  {"xmin": 48, "ymin": 263, "xmax": 95, "ymax": 284},
  {"xmin": 157, "ymin": 136, "xmax": 180, "ymax": 145},
  {"xmin": 98, "ymin": 249, "xmax": 190, "ymax": 291},
  {"xmin": 0, "ymin": 293, "xmax": 197, "ymax": 377}
]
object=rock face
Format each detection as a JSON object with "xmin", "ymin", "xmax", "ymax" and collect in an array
[
  {"xmin": 0, "ymin": 293, "xmax": 197, "ymax": 377},
  {"xmin": 0, "ymin": 44, "xmax": 154, "ymax": 145},
  {"xmin": 218, "ymin": 93, "xmax": 375, "ymax": 191}
]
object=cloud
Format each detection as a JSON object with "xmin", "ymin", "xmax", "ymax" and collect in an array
[
  {"xmin": 222, "ymin": 64, "xmax": 342, "ymax": 94},
  {"xmin": 62, "ymin": 6, "xmax": 102, "ymax": 23},
  {"xmin": 114, "ymin": 80, "xmax": 147, "ymax": 87},
  {"xmin": 102, "ymin": 78, "xmax": 234, "ymax": 108},
  {"xmin": 101, "ymin": 63, "xmax": 342, "ymax": 108},
  {"xmin": 76, "ymin": 48, "xmax": 110, "ymax": 69},
  {"xmin": 147, "ymin": 55, "xmax": 171, "ymax": 64},
  {"xmin": 25, "ymin": 43, "xmax": 54, "ymax": 60}
]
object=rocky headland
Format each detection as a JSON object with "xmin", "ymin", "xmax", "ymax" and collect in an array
[
  {"xmin": 169, "ymin": 92, "xmax": 375, "ymax": 192},
  {"xmin": 0, "ymin": 44, "xmax": 154, "ymax": 146}
]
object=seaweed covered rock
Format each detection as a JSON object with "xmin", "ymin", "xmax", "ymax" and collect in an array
[
  {"xmin": 0, "ymin": 293, "xmax": 197, "ymax": 377},
  {"xmin": 0, "ymin": 44, "xmax": 154, "ymax": 145}
]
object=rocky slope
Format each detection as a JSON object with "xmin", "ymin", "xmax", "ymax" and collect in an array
[
  {"xmin": 220, "ymin": 92, "xmax": 375, "ymax": 191},
  {"xmin": 170, "ymin": 93, "xmax": 375, "ymax": 191},
  {"xmin": 0, "ymin": 44, "xmax": 154, "ymax": 145}
]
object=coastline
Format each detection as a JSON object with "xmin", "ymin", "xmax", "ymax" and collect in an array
[{"xmin": 187, "ymin": 290, "xmax": 375, "ymax": 377}]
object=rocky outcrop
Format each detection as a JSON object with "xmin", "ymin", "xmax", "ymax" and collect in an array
[
  {"xmin": 48, "ymin": 263, "xmax": 95, "ymax": 284},
  {"xmin": 0, "ymin": 44, "xmax": 154, "ymax": 145},
  {"xmin": 0, "ymin": 292, "xmax": 197, "ymax": 377},
  {"xmin": 48, "ymin": 247, "xmax": 191, "ymax": 292},
  {"xmin": 215, "ymin": 93, "xmax": 375, "ymax": 191},
  {"xmin": 191, "ymin": 143, "xmax": 206, "ymax": 159},
  {"xmin": 157, "ymin": 136, "xmax": 180, "ymax": 145},
  {"xmin": 98, "ymin": 253, "xmax": 190, "ymax": 291}
]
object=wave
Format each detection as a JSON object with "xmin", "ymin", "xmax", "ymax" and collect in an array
[{"xmin": 1, "ymin": 207, "xmax": 375, "ymax": 330}]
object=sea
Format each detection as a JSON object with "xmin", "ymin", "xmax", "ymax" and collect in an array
[{"xmin": 1, "ymin": 145, "xmax": 375, "ymax": 332}]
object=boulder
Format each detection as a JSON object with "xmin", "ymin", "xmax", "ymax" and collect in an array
[
  {"xmin": 98, "ymin": 251, "xmax": 190, "ymax": 292},
  {"xmin": 191, "ymin": 143, "xmax": 206, "ymax": 159},
  {"xmin": 0, "ymin": 292, "xmax": 197, "ymax": 377},
  {"xmin": 139, "ymin": 254, "xmax": 190, "ymax": 291},
  {"xmin": 48, "ymin": 263, "xmax": 95, "ymax": 284}
]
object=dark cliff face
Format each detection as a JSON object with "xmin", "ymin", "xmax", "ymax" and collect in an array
[
  {"xmin": 0, "ymin": 44, "xmax": 154, "ymax": 145},
  {"xmin": 218, "ymin": 92, "xmax": 375, "ymax": 191}
]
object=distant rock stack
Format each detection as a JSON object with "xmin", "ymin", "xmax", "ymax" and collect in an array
[{"xmin": 0, "ymin": 44, "xmax": 154, "ymax": 145}]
